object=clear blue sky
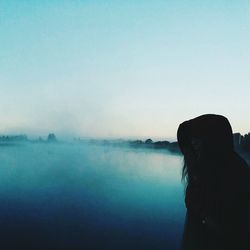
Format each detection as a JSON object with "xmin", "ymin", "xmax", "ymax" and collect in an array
[{"xmin": 0, "ymin": 0, "xmax": 250, "ymax": 139}]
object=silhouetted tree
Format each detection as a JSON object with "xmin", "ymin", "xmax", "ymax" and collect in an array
[
  {"xmin": 145, "ymin": 139, "xmax": 153, "ymax": 144},
  {"xmin": 47, "ymin": 133, "xmax": 57, "ymax": 142}
]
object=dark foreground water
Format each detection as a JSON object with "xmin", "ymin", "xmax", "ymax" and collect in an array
[{"xmin": 0, "ymin": 142, "xmax": 185, "ymax": 249}]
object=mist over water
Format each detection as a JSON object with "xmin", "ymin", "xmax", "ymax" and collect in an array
[{"xmin": 0, "ymin": 142, "xmax": 185, "ymax": 249}]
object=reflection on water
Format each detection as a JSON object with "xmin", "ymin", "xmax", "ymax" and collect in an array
[{"xmin": 0, "ymin": 142, "xmax": 185, "ymax": 249}]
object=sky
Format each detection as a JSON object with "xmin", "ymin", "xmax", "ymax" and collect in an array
[{"xmin": 0, "ymin": 0, "xmax": 250, "ymax": 140}]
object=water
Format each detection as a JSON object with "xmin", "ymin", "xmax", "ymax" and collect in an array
[{"xmin": 0, "ymin": 142, "xmax": 186, "ymax": 249}]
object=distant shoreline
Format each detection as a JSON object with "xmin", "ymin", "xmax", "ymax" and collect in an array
[
  {"xmin": 83, "ymin": 137, "xmax": 250, "ymax": 165},
  {"xmin": 0, "ymin": 133, "xmax": 249, "ymax": 164}
]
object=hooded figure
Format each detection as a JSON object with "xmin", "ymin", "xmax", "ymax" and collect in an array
[{"xmin": 177, "ymin": 114, "xmax": 250, "ymax": 250}]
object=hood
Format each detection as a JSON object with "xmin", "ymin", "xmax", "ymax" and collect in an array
[{"xmin": 177, "ymin": 114, "xmax": 234, "ymax": 155}]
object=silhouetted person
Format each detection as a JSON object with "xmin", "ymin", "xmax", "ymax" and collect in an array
[{"xmin": 177, "ymin": 114, "xmax": 250, "ymax": 250}]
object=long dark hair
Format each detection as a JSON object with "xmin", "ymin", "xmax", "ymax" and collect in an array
[{"xmin": 177, "ymin": 114, "xmax": 243, "ymax": 187}]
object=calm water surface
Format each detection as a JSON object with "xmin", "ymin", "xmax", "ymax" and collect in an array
[{"xmin": 0, "ymin": 142, "xmax": 186, "ymax": 249}]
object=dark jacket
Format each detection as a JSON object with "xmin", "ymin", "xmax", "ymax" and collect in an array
[{"xmin": 177, "ymin": 114, "xmax": 250, "ymax": 250}]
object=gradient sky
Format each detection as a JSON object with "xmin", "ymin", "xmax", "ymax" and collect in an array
[{"xmin": 0, "ymin": 0, "xmax": 250, "ymax": 139}]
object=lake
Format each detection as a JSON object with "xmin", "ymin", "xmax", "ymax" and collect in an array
[{"xmin": 0, "ymin": 142, "xmax": 186, "ymax": 249}]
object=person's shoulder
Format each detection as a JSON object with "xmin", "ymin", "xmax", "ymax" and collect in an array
[
  {"xmin": 226, "ymin": 155, "xmax": 250, "ymax": 191},
  {"xmin": 243, "ymin": 165, "xmax": 250, "ymax": 185},
  {"xmin": 237, "ymin": 161, "xmax": 250, "ymax": 193},
  {"xmin": 232, "ymin": 153, "xmax": 250, "ymax": 175},
  {"xmin": 239, "ymin": 156, "xmax": 250, "ymax": 175}
]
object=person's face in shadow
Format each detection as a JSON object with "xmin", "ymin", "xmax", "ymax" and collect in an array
[
  {"xmin": 191, "ymin": 138, "xmax": 203, "ymax": 161},
  {"xmin": 187, "ymin": 137, "xmax": 204, "ymax": 180}
]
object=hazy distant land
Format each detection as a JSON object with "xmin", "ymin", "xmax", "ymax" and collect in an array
[{"xmin": 1, "ymin": 132, "xmax": 249, "ymax": 164}]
